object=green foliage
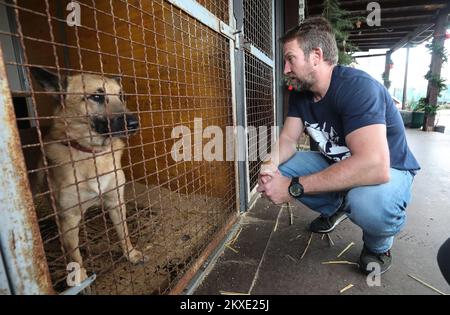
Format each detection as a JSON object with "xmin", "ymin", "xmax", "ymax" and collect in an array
[
  {"xmin": 413, "ymin": 97, "xmax": 440, "ymax": 115},
  {"xmin": 381, "ymin": 71, "xmax": 391, "ymax": 89},
  {"xmin": 424, "ymin": 41, "xmax": 448, "ymax": 98},
  {"xmin": 283, "ymin": 75, "xmax": 301, "ymax": 92},
  {"xmin": 426, "ymin": 42, "xmax": 448, "ymax": 64},
  {"xmin": 425, "ymin": 70, "xmax": 448, "ymax": 97},
  {"xmin": 321, "ymin": 0, "xmax": 359, "ymax": 65},
  {"xmin": 411, "ymin": 98, "xmax": 426, "ymax": 112}
]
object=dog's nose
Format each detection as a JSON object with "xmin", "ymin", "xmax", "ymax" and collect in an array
[{"xmin": 126, "ymin": 115, "xmax": 139, "ymax": 131}]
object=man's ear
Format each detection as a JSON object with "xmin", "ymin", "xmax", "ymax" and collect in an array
[
  {"xmin": 30, "ymin": 67, "xmax": 67, "ymax": 96},
  {"xmin": 311, "ymin": 47, "xmax": 323, "ymax": 65}
]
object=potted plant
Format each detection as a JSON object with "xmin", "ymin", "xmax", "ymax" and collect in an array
[{"xmin": 410, "ymin": 98, "xmax": 426, "ymax": 128}]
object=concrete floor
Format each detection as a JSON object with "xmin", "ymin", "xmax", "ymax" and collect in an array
[{"xmin": 194, "ymin": 129, "xmax": 450, "ymax": 295}]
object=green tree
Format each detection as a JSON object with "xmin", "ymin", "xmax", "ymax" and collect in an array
[{"xmin": 322, "ymin": 0, "xmax": 358, "ymax": 65}]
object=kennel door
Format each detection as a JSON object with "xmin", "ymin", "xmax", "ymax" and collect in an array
[
  {"xmin": 242, "ymin": 0, "xmax": 277, "ymax": 206},
  {"xmin": 1, "ymin": 0, "xmax": 239, "ymax": 295}
]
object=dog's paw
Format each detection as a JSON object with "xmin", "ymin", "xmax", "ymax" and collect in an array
[{"xmin": 127, "ymin": 249, "xmax": 149, "ymax": 265}]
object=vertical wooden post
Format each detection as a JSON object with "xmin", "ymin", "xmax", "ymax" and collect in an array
[
  {"xmin": 383, "ymin": 51, "xmax": 392, "ymax": 90},
  {"xmin": 402, "ymin": 46, "xmax": 410, "ymax": 110},
  {"xmin": 423, "ymin": 9, "xmax": 449, "ymax": 131}
]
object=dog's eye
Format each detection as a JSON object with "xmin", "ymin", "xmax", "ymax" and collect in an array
[{"xmin": 88, "ymin": 94, "xmax": 105, "ymax": 103}]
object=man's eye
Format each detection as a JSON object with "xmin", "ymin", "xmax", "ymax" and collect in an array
[{"xmin": 89, "ymin": 94, "xmax": 105, "ymax": 103}]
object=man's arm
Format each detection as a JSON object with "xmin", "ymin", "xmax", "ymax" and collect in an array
[
  {"xmin": 257, "ymin": 124, "xmax": 390, "ymax": 205},
  {"xmin": 263, "ymin": 116, "xmax": 304, "ymax": 170},
  {"xmin": 299, "ymin": 124, "xmax": 390, "ymax": 194}
]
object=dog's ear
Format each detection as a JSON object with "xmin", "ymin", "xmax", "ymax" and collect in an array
[
  {"xmin": 111, "ymin": 76, "xmax": 122, "ymax": 85},
  {"xmin": 30, "ymin": 67, "xmax": 67, "ymax": 95}
]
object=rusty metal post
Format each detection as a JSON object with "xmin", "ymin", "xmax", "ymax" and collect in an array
[{"xmin": 0, "ymin": 46, "xmax": 53, "ymax": 294}]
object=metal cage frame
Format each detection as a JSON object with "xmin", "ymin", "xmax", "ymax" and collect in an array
[{"xmin": 0, "ymin": 0, "xmax": 280, "ymax": 295}]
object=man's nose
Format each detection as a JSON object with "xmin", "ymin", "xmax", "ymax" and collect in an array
[{"xmin": 284, "ymin": 61, "xmax": 291, "ymax": 75}]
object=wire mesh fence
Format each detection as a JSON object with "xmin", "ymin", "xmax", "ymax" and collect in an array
[
  {"xmin": 244, "ymin": 0, "xmax": 273, "ymax": 58},
  {"xmin": 196, "ymin": 0, "xmax": 229, "ymax": 24},
  {"xmin": 245, "ymin": 52, "xmax": 274, "ymax": 191},
  {"xmin": 243, "ymin": 0, "xmax": 274, "ymax": 192},
  {"xmin": 0, "ymin": 0, "xmax": 237, "ymax": 294}
]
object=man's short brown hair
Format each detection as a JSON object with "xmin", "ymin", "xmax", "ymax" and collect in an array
[{"xmin": 281, "ymin": 16, "xmax": 338, "ymax": 65}]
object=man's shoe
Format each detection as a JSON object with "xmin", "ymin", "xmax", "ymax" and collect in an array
[
  {"xmin": 359, "ymin": 245, "xmax": 392, "ymax": 275},
  {"xmin": 309, "ymin": 209, "xmax": 348, "ymax": 233}
]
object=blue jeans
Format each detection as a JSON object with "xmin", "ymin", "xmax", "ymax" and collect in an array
[{"xmin": 279, "ymin": 152, "xmax": 415, "ymax": 254}]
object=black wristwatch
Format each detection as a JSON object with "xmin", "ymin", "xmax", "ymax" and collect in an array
[{"xmin": 289, "ymin": 177, "xmax": 304, "ymax": 198}]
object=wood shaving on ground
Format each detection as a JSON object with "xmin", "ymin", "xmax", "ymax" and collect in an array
[
  {"xmin": 322, "ymin": 260, "xmax": 359, "ymax": 266},
  {"xmin": 339, "ymin": 284, "xmax": 354, "ymax": 294},
  {"xmin": 273, "ymin": 206, "xmax": 284, "ymax": 232},
  {"xmin": 337, "ymin": 242, "xmax": 355, "ymax": 258},
  {"xmin": 300, "ymin": 233, "xmax": 314, "ymax": 260},
  {"xmin": 220, "ymin": 291, "xmax": 251, "ymax": 295},
  {"xmin": 228, "ymin": 228, "xmax": 243, "ymax": 247},
  {"xmin": 286, "ymin": 254, "xmax": 298, "ymax": 263},
  {"xmin": 327, "ymin": 233, "xmax": 335, "ymax": 246},
  {"xmin": 287, "ymin": 203, "xmax": 294, "ymax": 225},
  {"xmin": 225, "ymin": 244, "xmax": 239, "ymax": 254},
  {"xmin": 408, "ymin": 274, "xmax": 448, "ymax": 295}
]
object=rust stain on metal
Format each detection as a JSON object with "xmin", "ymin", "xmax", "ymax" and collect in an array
[
  {"xmin": 0, "ymin": 46, "xmax": 54, "ymax": 294},
  {"xmin": 10, "ymin": 232, "xmax": 16, "ymax": 251}
]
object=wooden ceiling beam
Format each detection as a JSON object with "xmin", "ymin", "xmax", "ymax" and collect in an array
[
  {"xmin": 349, "ymin": 31, "xmax": 408, "ymax": 37},
  {"xmin": 308, "ymin": 0, "xmax": 448, "ymax": 11},
  {"xmin": 343, "ymin": 4, "xmax": 448, "ymax": 17},
  {"xmin": 350, "ymin": 37, "xmax": 402, "ymax": 42}
]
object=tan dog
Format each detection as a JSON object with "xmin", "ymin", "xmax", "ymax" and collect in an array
[{"xmin": 31, "ymin": 67, "xmax": 147, "ymax": 283}]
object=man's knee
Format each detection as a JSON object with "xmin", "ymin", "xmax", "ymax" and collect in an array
[{"xmin": 345, "ymin": 186, "xmax": 406, "ymax": 236}]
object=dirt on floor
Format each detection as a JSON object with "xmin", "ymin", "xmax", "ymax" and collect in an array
[{"xmin": 35, "ymin": 182, "xmax": 232, "ymax": 294}]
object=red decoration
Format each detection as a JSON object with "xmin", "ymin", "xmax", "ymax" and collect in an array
[
  {"xmin": 288, "ymin": 85, "xmax": 293, "ymax": 91},
  {"xmin": 445, "ymin": 32, "xmax": 450, "ymax": 40}
]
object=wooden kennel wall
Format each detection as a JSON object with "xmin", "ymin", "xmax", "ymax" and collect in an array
[
  {"xmin": 14, "ymin": 0, "xmax": 235, "ymax": 198},
  {"xmin": 0, "ymin": 0, "xmax": 277, "ymax": 294}
]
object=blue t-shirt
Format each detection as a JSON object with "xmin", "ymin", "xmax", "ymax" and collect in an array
[{"xmin": 287, "ymin": 65, "xmax": 420, "ymax": 172}]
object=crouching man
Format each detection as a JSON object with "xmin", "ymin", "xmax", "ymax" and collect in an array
[{"xmin": 257, "ymin": 17, "xmax": 420, "ymax": 275}]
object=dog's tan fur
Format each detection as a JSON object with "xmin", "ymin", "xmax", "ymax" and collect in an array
[{"xmin": 32, "ymin": 70, "xmax": 146, "ymax": 282}]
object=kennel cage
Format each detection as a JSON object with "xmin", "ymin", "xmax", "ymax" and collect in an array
[
  {"xmin": 243, "ymin": 0, "xmax": 276, "ymax": 205},
  {"xmin": 0, "ymin": 0, "xmax": 278, "ymax": 295}
]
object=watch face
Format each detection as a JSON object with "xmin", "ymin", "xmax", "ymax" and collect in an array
[{"xmin": 289, "ymin": 183, "xmax": 303, "ymax": 197}]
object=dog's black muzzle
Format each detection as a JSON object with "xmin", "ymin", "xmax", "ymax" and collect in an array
[{"xmin": 92, "ymin": 114, "xmax": 139, "ymax": 137}]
